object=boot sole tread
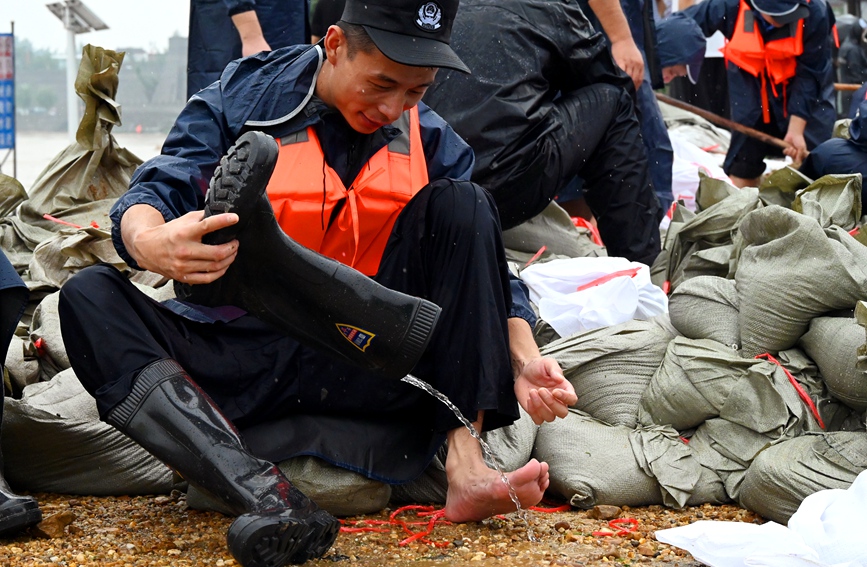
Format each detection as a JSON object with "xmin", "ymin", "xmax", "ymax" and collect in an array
[{"xmin": 227, "ymin": 510, "xmax": 339, "ymax": 567}]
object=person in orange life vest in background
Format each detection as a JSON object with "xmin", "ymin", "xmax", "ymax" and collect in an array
[
  {"xmin": 56, "ymin": 1, "xmax": 577, "ymax": 566},
  {"xmin": 682, "ymin": 0, "xmax": 836, "ymax": 188}
]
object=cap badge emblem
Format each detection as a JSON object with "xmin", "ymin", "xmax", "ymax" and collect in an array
[{"xmin": 416, "ymin": 2, "xmax": 443, "ymax": 31}]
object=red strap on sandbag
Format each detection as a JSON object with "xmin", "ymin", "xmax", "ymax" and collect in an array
[
  {"xmin": 755, "ymin": 352, "xmax": 825, "ymax": 429},
  {"xmin": 577, "ymin": 267, "xmax": 642, "ymax": 291}
]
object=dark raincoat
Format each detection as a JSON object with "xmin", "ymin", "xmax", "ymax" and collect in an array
[
  {"xmin": 188, "ymin": 0, "xmax": 309, "ymax": 98},
  {"xmin": 801, "ymin": 97, "xmax": 867, "ymax": 202}
]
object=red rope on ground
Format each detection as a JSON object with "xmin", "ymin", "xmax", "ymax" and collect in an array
[
  {"xmin": 755, "ymin": 352, "xmax": 825, "ymax": 429},
  {"xmin": 593, "ymin": 517, "xmax": 639, "ymax": 537},
  {"xmin": 340, "ymin": 506, "xmax": 452, "ymax": 548}
]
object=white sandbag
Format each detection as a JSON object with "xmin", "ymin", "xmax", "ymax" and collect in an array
[
  {"xmin": 1, "ymin": 368, "xmax": 175, "ymax": 495},
  {"xmin": 521, "ymin": 257, "xmax": 667, "ymax": 338}
]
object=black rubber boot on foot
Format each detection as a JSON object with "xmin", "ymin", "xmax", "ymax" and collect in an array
[
  {"xmin": 106, "ymin": 359, "xmax": 340, "ymax": 566},
  {"xmin": 0, "ymin": 413, "xmax": 42, "ymax": 537},
  {"xmin": 177, "ymin": 131, "xmax": 441, "ymax": 380}
]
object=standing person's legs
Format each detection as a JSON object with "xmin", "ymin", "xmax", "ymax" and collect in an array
[
  {"xmin": 724, "ymin": 121, "xmax": 786, "ymax": 188},
  {"xmin": 59, "ymin": 266, "xmax": 340, "ymax": 567},
  {"xmin": 634, "ymin": 78, "xmax": 675, "ymax": 211}
]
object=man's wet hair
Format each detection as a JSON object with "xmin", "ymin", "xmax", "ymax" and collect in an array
[{"xmin": 336, "ymin": 21, "xmax": 378, "ymax": 58}]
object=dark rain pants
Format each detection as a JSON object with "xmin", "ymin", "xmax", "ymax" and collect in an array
[
  {"xmin": 477, "ymin": 83, "xmax": 662, "ymax": 266},
  {"xmin": 58, "ymin": 179, "xmax": 518, "ymax": 483}
]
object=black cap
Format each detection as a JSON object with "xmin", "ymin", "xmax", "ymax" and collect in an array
[{"xmin": 340, "ymin": 0, "xmax": 470, "ymax": 73}]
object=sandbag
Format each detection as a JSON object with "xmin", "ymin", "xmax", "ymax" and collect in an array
[
  {"xmin": 735, "ymin": 206, "xmax": 867, "ymax": 357},
  {"xmin": 502, "ymin": 201, "xmax": 605, "ymax": 265},
  {"xmin": 4, "ymin": 334, "xmax": 39, "ymax": 396},
  {"xmin": 661, "ymin": 184, "xmax": 761, "ymax": 293},
  {"xmin": 757, "ymin": 166, "xmax": 812, "ymax": 209},
  {"xmin": 1, "ymin": 368, "xmax": 175, "ymax": 495},
  {"xmin": 535, "ymin": 410, "xmax": 726, "ymax": 509},
  {"xmin": 28, "ymin": 226, "xmax": 126, "ymax": 289},
  {"xmin": 28, "ymin": 291, "xmax": 69, "ymax": 382},
  {"xmin": 668, "ymin": 276, "xmax": 740, "ymax": 348},
  {"xmin": 17, "ymin": 45, "xmax": 141, "ymax": 232},
  {"xmin": 541, "ymin": 319, "xmax": 674, "ymax": 427},
  {"xmin": 639, "ymin": 337, "xmax": 755, "ymax": 430},
  {"xmin": 521, "ymin": 258, "xmax": 668, "ymax": 338},
  {"xmin": 793, "ymin": 173, "xmax": 862, "ymax": 230},
  {"xmin": 799, "ymin": 316, "xmax": 867, "ymax": 411},
  {"xmin": 739, "ymin": 432, "xmax": 867, "ymax": 524},
  {"xmin": 188, "ymin": 455, "xmax": 393, "ymax": 517}
]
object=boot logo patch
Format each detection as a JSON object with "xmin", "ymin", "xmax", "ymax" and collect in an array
[{"xmin": 337, "ymin": 324, "xmax": 375, "ymax": 352}]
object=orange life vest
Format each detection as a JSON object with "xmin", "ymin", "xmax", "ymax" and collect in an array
[
  {"xmin": 266, "ymin": 107, "xmax": 429, "ymax": 276},
  {"xmin": 723, "ymin": 0, "xmax": 805, "ymax": 123}
]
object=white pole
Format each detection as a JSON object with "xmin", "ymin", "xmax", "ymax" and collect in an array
[{"xmin": 64, "ymin": 5, "xmax": 77, "ymax": 142}]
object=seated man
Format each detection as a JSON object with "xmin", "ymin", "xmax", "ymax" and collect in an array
[
  {"xmin": 800, "ymin": 97, "xmax": 867, "ymax": 196},
  {"xmin": 57, "ymin": 1, "xmax": 576, "ymax": 566},
  {"xmin": 422, "ymin": 0, "xmax": 662, "ymax": 266}
]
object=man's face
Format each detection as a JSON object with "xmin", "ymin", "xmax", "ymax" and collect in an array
[
  {"xmin": 320, "ymin": 27, "xmax": 438, "ymax": 134},
  {"xmin": 662, "ymin": 64, "xmax": 688, "ymax": 84}
]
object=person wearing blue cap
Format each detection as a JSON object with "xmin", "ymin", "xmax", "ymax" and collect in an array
[
  {"xmin": 682, "ymin": 0, "xmax": 836, "ymax": 188},
  {"xmin": 655, "ymin": 13, "xmax": 707, "ymax": 85},
  {"xmin": 58, "ymin": 0, "xmax": 577, "ymax": 564}
]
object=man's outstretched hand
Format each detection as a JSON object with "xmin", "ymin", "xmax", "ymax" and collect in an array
[{"xmin": 514, "ymin": 357, "xmax": 577, "ymax": 425}]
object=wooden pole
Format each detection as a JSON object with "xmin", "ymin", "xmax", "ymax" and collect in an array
[
  {"xmin": 655, "ymin": 92, "xmax": 791, "ymax": 150},
  {"xmin": 835, "ymin": 82, "xmax": 863, "ymax": 92}
]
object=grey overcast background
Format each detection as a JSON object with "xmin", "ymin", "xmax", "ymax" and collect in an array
[{"xmin": 1, "ymin": 1, "xmax": 191, "ymax": 53}]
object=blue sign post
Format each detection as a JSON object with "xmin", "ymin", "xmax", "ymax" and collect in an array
[{"xmin": 0, "ymin": 29, "xmax": 14, "ymax": 178}]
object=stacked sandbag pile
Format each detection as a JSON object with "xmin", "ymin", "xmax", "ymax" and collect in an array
[{"xmin": 651, "ymin": 176, "xmax": 762, "ymax": 293}]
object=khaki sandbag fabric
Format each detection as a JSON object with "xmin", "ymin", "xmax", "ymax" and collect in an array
[
  {"xmin": 757, "ymin": 166, "xmax": 812, "ymax": 209},
  {"xmin": 739, "ymin": 432, "xmax": 867, "ymax": 523},
  {"xmin": 503, "ymin": 201, "xmax": 605, "ymax": 264},
  {"xmin": 668, "ymin": 276, "xmax": 740, "ymax": 348},
  {"xmin": 4, "ymin": 334, "xmax": 39, "ymax": 396},
  {"xmin": 799, "ymin": 316, "xmax": 867, "ymax": 411},
  {"xmin": 651, "ymin": 204, "xmax": 695, "ymax": 289},
  {"xmin": 390, "ymin": 407, "xmax": 539, "ymax": 506},
  {"xmin": 17, "ymin": 45, "xmax": 141, "ymax": 232},
  {"xmin": 735, "ymin": 206, "xmax": 867, "ymax": 357},
  {"xmin": 29, "ymin": 226, "xmax": 128, "ymax": 289},
  {"xmin": 658, "ymin": 183, "xmax": 761, "ymax": 293},
  {"xmin": 793, "ymin": 174, "xmax": 862, "ymax": 230},
  {"xmin": 0, "ymin": 217, "xmax": 54, "ymax": 276},
  {"xmin": 640, "ymin": 338, "xmax": 827, "ymax": 435},
  {"xmin": 0, "ymin": 174, "xmax": 28, "ymax": 218},
  {"xmin": 638, "ymin": 337, "xmax": 754, "ymax": 430},
  {"xmin": 1, "ymin": 368, "xmax": 175, "ymax": 495},
  {"xmin": 541, "ymin": 320, "xmax": 674, "ymax": 428},
  {"xmin": 188, "ymin": 456, "xmax": 393, "ymax": 517},
  {"xmin": 29, "ymin": 291, "xmax": 69, "ymax": 382},
  {"xmin": 534, "ymin": 410, "xmax": 726, "ymax": 509}
]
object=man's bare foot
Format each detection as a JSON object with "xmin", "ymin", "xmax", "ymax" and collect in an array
[{"xmin": 443, "ymin": 458, "xmax": 549, "ymax": 523}]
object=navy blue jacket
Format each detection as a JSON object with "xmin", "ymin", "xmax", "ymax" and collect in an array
[
  {"xmin": 683, "ymin": 0, "xmax": 835, "ymax": 153},
  {"xmin": 800, "ymin": 98, "xmax": 867, "ymax": 196},
  {"xmin": 188, "ymin": 0, "xmax": 310, "ymax": 98},
  {"xmin": 113, "ymin": 44, "xmax": 537, "ymax": 325}
]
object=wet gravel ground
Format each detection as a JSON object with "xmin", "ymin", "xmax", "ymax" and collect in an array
[{"xmin": 0, "ymin": 491, "xmax": 764, "ymax": 566}]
